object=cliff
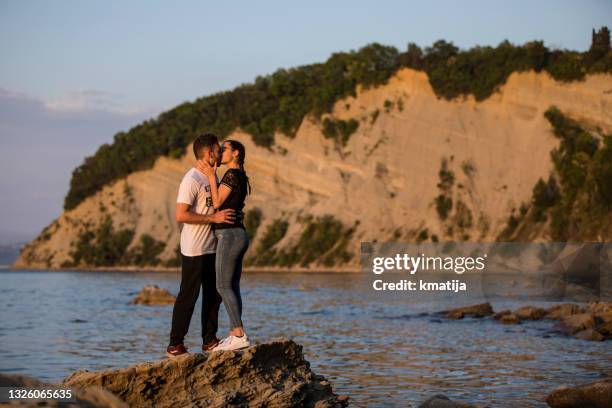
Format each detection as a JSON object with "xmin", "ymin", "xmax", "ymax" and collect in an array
[{"xmin": 15, "ymin": 68, "xmax": 612, "ymax": 269}]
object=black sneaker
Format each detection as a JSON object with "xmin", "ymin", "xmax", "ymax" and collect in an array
[{"xmin": 166, "ymin": 344, "xmax": 188, "ymax": 358}]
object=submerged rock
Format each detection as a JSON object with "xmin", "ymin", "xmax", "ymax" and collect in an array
[
  {"xmin": 131, "ymin": 284, "xmax": 176, "ymax": 305},
  {"xmin": 545, "ymin": 303, "xmax": 584, "ymax": 320},
  {"xmin": 551, "ymin": 303, "xmax": 612, "ymax": 341},
  {"xmin": 546, "ymin": 378, "xmax": 612, "ymax": 408},
  {"xmin": 0, "ymin": 372, "xmax": 127, "ymax": 407},
  {"xmin": 418, "ymin": 394, "xmax": 484, "ymax": 407},
  {"xmin": 556, "ymin": 313, "xmax": 596, "ymax": 335},
  {"xmin": 586, "ymin": 301, "xmax": 612, "ymax": 314},
  {"xmin": 514, "ymin": 306, "xmax": 546, "ymax": 320},
  {"xmin": 61, "ymin": 339, "xmax": 348, "ymax": 408},
  {"xmin": 438, "ymin": 302, "xmax": 611, "ymax": 341},
  {"xmin": 444, "ymin": 303, "xmax": 494, "ymax": 319},
  {"xmin": 492, "ymin": 310, "xmax": 512, "ymax": 320},
  {"xmin": 573, "ymin": 328, "xmax": 605, "ymax": 341},
  {"xmin": 500, "ymin": 313, "xmax": 520, "ymax": 325}
]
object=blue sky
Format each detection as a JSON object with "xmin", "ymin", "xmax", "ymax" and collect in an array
[{"xmin": 0, "ymin": 0, "xmax": 610, "ymax": 244}]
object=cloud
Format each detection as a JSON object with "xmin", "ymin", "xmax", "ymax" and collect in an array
[
  {"xmin": 45, "ymin": 89, "xmax": 127, "ymax": 113},
  {"xmin": 0, "ymin": 87, "xmax": 159, "ymax": 243}
]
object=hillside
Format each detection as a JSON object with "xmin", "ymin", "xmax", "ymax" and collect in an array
[{"xmin": 15, "ymin": 65, "xmax": 612, "ymax": 269}]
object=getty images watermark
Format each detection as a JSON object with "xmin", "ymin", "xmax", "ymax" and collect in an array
[
  {"xmin": 360, "ymin": 242, "xmax": 611, "ymax": 300},
  {"xmin": 370, "ymin": 252, "xmax": 487, "ymax": 292}
]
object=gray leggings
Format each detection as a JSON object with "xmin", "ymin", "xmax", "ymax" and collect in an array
[{"xmin": 214, "ymin": 227, "xmax": 249, "ymax": 330}]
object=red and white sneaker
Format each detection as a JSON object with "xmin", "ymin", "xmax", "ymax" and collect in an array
[
  {"xmin": 166, "ymin": 344, "xmax": 188, "ymax": 358},
  {"xmin": 202, "ymin": 337, "xmax": 221, "ymax": 352}
]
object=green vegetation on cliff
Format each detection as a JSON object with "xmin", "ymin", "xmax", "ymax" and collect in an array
[
  {"xmin": 246, "ymin": 215, "xmax": 353, "ymax": 267},
  {"xmin": 64, "ymin": 28, "xmax": 611, "ymax": 211},
  {"xmin": 64, "ymin": 217, "xmax": 167, "ymax": 267},
  {"xmin": 500, "ymin": 106, "xmax": 612, "ymax": 241}
]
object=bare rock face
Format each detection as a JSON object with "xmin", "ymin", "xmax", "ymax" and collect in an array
[
  {"xmin": 131, "ymin": 285, "xmax": 176, "ymax": 305},
  {"xmin": 546, "ymin": 378, "xmax": 612, "ymax": 408},
  {"xmin": 0, "ymin": 372, "xmax": 127, "ymax": 407},
  {"xmin": 61, "ymin": 339, "xmax": 348, "ymax": 408},
  {"xmin": 444, "ymin": 303, "xmax": 494, "ymax": 319}
]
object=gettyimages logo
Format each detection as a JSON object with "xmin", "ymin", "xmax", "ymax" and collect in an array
[{"xmin": 371, "ymin": 252, "xmax": 487, "ymax": 275}]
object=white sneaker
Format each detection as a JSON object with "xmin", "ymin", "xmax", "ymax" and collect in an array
[{"xmin": 212, "ymin": 334, "xmax": 250, "ymax": 351}]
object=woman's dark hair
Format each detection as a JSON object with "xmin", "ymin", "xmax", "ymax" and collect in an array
[{"xmin": 226, "ymin": 139, "xmax": 252, "ymax": 195}]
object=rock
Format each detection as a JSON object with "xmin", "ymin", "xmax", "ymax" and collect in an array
[
  {"xmin": 500, "ymin": 314, "xmax": 520, "ymax": 325},
  {"xmin": 62, "ymin": 339, "xmax": 348, "ymax": 408},
  {"xmin": 545, "ymin": 304, "xmax": 583, "ymax": 320},
  {"xmin": 586, "ymin": 301, "xmax": 612, "ymax": 314},
  {"xmin": 514, "ymin": 306, "xmax": 546, "ymax": 320},
  {"xmin": 0, "ymin": 372, "xmax": 127, "ymax": 407},
  {"xmin": 556, "ymin": 313, "xmax": 596, "ymax": 335},
  {"xmin": 445, "ymin": 303, "xmax": 494, "ymax": 319},
  {"xmin": 492, "ymin": 310, "xmax": 512, "ymax": 320},
  {"xmin": 596, "ymin": 320, "xmax": 612, "ymax": 336},
  {"xmin": 418, "ymin": 394, "xmax": 482, "ymax": 407},
  {"xmin": 546, "ymin": 378, "xmax": 612, "ymax": 408},
  {"xmin": 131, "ymin": 285, "xmax": 176, "ymax": 305},
  {"xmin": 574, "ymin": 329, "xmax": 605, "ymax": 341}
]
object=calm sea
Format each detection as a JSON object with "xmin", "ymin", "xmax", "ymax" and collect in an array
[{"xmin": 0, "ymin": 270, "xmax": 610, "ymax": 407}]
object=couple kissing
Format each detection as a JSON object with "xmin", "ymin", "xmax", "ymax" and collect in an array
[{"xmin": 166, "ymin": 133, "xmax": 252, "ymax": 357}]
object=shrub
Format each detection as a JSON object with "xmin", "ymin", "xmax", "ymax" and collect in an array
[
  {"xmin": 245, "ymin": 207, "xmax": 263, "ymax": 239},
  {"xmin": 322, "ymin": 118, "xmax": 359, "ymax": 147},
  {"xmin": 123, "ymin": 234, "xmax": 166, "ymax": 266},
  {"xmin": 70, "ymin": 217, "xmax": 134, "ymax": 266}
]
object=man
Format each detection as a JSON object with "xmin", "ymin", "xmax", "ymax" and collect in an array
[{"xmin": 166, "ymin": 133, "xmax": 236, "ymax": 357}]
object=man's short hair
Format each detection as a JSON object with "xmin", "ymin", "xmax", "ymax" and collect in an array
[{"xmin": 193, "ymin": 133, "xmax": 219, "ymax": 159}]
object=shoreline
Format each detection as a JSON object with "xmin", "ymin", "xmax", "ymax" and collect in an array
[{"xmin": 5, "ymin": 265, "xmax": 361, "ymax": 273}]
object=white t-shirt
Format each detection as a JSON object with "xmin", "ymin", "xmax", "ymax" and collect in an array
[{"xmin": 176, "ymin": 168, "xmax": 218, "ymax": 257}]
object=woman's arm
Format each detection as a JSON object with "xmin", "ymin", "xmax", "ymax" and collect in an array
[
  {"xmin": 208, "ymin": 174, "xmax": 232, "ymax": 209},
  {"xmin": 197, "ymin": 160, "xmax": 232, "ymax": 209}
]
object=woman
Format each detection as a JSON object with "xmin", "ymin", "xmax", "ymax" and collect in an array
[{"xmin": 197, "ymin": 139, "xmax": 252, "ymax": 351}]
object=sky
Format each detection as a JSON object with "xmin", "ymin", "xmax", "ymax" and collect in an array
[{"xmin": 0, "ymin": 0, "xmax": 610, "ymax": 244}]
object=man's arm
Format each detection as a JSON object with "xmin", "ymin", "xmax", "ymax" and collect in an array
[{"xmin": 176, "ymin": 203, "xmax": 235, "ymax": 224}]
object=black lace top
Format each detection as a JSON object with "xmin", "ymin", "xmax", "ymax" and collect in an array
[{"xmin": 213, "ymin": 168, "xmax": 248, "ymax": 230}]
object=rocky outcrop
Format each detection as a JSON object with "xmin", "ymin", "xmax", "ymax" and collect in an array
[
  {"xmin": 441, "ymin": 302, "xmax": 612, "ymax": 341},
  {"xmin": 556, "ymin": 313, "xmax": 597, "ymax": 335},
  {"xmin": 499, "ymin": 313, "xmax": 520, "ymax": 325},
  {"xmin": 443, "ymin": 303, "xmax": 494, "ymax": 319},
  {"xmin": 514, "ymin": 306, "xmax": 546, "ymax": 320},
  {"xmin": 0, "ymin": 372, "xmax": 127, "ymax": 407},
  {"xmin": 61, "ymin": 339, "xmax": 348, "ymax": 408},
  {"xmin": 546, "ymin": 378, "xmax": 612, "ymax": 408},
  {"xmin": 545, "ymin": 303, "xmax": 584, "ymax": 320},
  {"xmin": 131, "ymin": 284, "xmax": 176, "ymax": 305}
]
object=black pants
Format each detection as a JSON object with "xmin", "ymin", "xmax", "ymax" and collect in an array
[{"xmin": 169, "ymin": 253, "xmax": 222, "ymax": 346}]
